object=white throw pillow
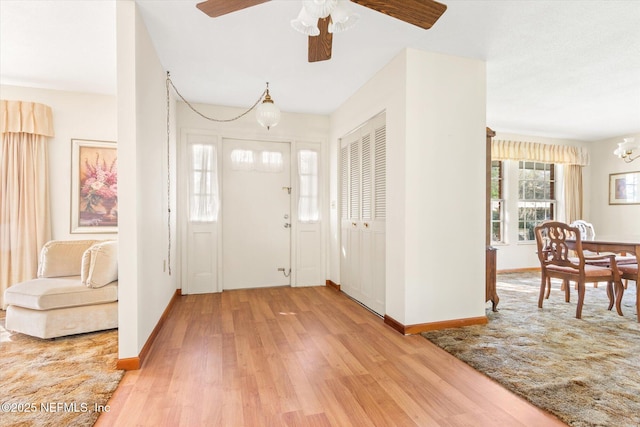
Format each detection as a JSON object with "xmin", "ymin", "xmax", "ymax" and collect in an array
[{"xmin": 85, "ymin": 241, "xmax": 118, "ymax": 288}]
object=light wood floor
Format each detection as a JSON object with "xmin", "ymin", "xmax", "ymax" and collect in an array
[{"xmin": 95, "ymin": 286, "xmax": 566, "ymax": 426}]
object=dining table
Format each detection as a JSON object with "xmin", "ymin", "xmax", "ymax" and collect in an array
[{"xmin": 566, "ymin": 236, "xmax": 640, "ymax": 318}]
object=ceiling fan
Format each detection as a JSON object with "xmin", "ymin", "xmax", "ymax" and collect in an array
[{"xmin": 195, "ymin": 0, "xmax": 447, "ymax": 62}]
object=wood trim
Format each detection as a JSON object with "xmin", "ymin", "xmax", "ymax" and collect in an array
[
  {"xmin": 325, "ymin": 279, "xmax": 340, "ymax": 291},
  {"xmin": 383, "ymin": 314, "xmax": 406, "ymax": 334},
  {"xmin": 116, "ymin": 288, "xmax": 182, "ymax": 370},
  {"xmin": 115, "ymin": 357, "xmax": 140, "ymax": 371},
  {"xmin": 384, "ymin": 314, "xmax": 488, "ymax": 335},
  {"xmin": 498, "ymin": 267, "xmax": 540, "ymax": 273}
]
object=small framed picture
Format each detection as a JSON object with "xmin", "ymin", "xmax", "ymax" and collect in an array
[
  {"xmin": 71, "ymin": 139, "xmax": 118, "ymax": 233},
  {"xmin": 609, "ymin": 171, "xmax": 640, "ymax": 205}
]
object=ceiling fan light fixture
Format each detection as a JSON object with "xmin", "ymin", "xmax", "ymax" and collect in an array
[
  {"xmin": 328, "ymin": 1, "xmax": 359, "ymax": 33},
  {"xmin": 302, "ymin": 0, "xmax": 338, "ymax": 19},
  {"xmin": 291, "ymin": 6, "xmax": 320, "ymax": 36},
  {"xmin": 256, "ymin": 83, "xmax": 281, "ymax": 130}
]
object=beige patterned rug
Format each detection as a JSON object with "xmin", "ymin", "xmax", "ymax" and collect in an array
[
  {"xmin": 0, "ymin": 311, "xmax": 123, "ymax": 427},
  {"xmin": 422, "ymin": 272, "xmax": 640, "ymax": 427}
]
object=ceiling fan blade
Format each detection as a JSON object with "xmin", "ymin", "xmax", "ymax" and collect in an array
[
  {"xmin": 351, "ymin": 0, "xmax": 447, "ymax": 30},
  {"xmin": 196, "ymin": 0, "xmax": 270, "ymax": 18},
  {"xmin": 308, "ymin": 17, "xmax": 333, "ymax": 63}
]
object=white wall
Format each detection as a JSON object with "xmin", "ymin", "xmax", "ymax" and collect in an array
[
  {"xmin": 403, "ymin": 49, "xmax": 486, "ymax": 325},
  {"xmin": 116, "ymin": 0, "xmax": 177, "ymax": 359},
  {"xmin": 491, "ymin": 132, "xmax": 591, "ymax": 270},
  {"xmin": 331, "ymin": 48, "xmax": 487, "ymax": 326},
  {"xmin": 0, "ymin": 85, "xmax": 117, "ymax": 240},
  {"xmin": 588, "ymin": 132, "xmax": 640, "ymax": 237}
]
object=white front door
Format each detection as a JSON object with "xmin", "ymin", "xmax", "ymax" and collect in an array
[{"xmin": 222, "ymin": 139, "xmax": 291, "ymax": 289}]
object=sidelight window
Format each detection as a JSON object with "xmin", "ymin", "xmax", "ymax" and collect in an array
[
  {"xmin": 298, "ymin": 149, "xmax": 319, "ymax": 222},
  {"xmin": 189, "ymin": 144, "xmax": 219, "ymax": 222}
]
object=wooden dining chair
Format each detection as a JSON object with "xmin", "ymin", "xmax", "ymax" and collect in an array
[
  {"xmin": 618, "ymin": 264, "xmax": 638, "ymax": 321},
  {"xmin": 568, "ymin": 219, "xmax": 635, "ymax": 289},
  {"xmin": 534, "ymin": 221, "xmax": 622, "ymax": 319},
  {"xmin": 570, "ymin": 220, "xmax": 596, "ymax": 241}
]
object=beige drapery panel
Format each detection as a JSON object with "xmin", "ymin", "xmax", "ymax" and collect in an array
[
  {"xmin": 1, "ymin": 100, "xmax": 54, "ymax": 308},
  {"xmin": 492, "ymin": 139, "xmax": 589, "ymax": 224},
  {"xmin": 564, "ymin": 165, "xmax": 583, "ymax": 224}
]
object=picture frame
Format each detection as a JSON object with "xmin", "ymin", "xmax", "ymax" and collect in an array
[
  {"xmin": 71, "ymin": 139, "xmax": 118, "ymax": 233},
  {"xmin": 608, "ymin": 171, "xmax": 640, "ymax": 205}
]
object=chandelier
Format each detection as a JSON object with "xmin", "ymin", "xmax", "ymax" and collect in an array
[
  {"xmin": 613, "ymin": 138, "xmax": 639, "ymax": 163},
  {"xmin": 291, "ymin": 0, "xmax": 359, "ymax": 36}
]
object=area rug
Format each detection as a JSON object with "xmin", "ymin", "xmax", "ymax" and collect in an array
[
  {"xmin": 0, "ymin": 311, "xmax": 124, "ymax": 427},
  {"xmin": 422, "ymin": 272, "xmax": 640, "ymax": 427}
]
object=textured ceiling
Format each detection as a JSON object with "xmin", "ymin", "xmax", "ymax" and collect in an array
[{"xmin": 1, "ymin": 0, "xmax": 639, "ymax": 141}]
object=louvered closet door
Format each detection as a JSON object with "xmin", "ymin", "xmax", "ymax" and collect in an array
[{"xmin": 340, "ymin": 113, "xmax": 386, "ymax": 315}]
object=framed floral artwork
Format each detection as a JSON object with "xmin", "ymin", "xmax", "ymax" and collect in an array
[{"xmin": 71, "ymin": 139, "xmax": 118, "ymax": 233}]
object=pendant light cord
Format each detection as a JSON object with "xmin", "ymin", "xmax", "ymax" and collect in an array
[{"xmin": 166, "ymin": 72, "xmax": 267, "ymax": 123}]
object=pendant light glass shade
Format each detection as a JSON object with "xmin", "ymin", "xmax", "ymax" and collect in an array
[
  {"xmin": 291, "ymin": 6, "xmax": 320, "ymax": 36},
  {"xmin": 328, "ymin": 1, "xmax": 359, "ymax": 33},
  {"xmin": 302, "ymin": 0, "xmax": 337, "ymax": 18},
  {"xmin": 256, "ymin": 86, "xmax": 280, "ymax": 130},
  {"xmin": 291, "ymin": 0, "xmax": 359, "ymax": 36}
]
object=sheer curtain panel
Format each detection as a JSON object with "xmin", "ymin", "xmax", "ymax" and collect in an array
[
  {"xmin": 0, "ymin": 100, "xmax": 54, "ymax": 308},
  {"xmin": 189, "ymin": 144, "xmax": 219, "ymax": 222},
  {"xmin": 564, "ymin": 165, "xmax": 583, "ymax": 224}
]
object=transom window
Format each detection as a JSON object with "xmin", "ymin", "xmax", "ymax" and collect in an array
[{"xmin": 518, "ymin": 161, "xmax": 555, "ymax": 241}]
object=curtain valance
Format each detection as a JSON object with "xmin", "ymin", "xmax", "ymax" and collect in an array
[
  {"xmin": 492, "ymin": 139, "xmax": 589, "ymax": 166},
  {"xmin": 1, "ymin": 100, "xmax": 55, "ymax": 137}
]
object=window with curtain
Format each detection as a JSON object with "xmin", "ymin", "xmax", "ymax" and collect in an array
[
  {"xmin": 518, "ymin": 161, "xmax": 555, "ymax": 241},
  {"xmin": 298, "ymin": 149, "xmax": 319, "ymax": 222},
  {"xmin": 189, "ymin": 144, "xmax": 219, "ymax": 222},
  {"xmin": 493, "ymin": 139, "xmax": 587, "ymax": 226},
  {"xmin": 491, "ymin": 160, "xmax": 505, "ymax": 243}
]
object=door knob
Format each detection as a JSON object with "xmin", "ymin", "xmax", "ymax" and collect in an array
[{"xmin": 284, "ymin": 223, "xmax": 291, "ymax": 228}]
